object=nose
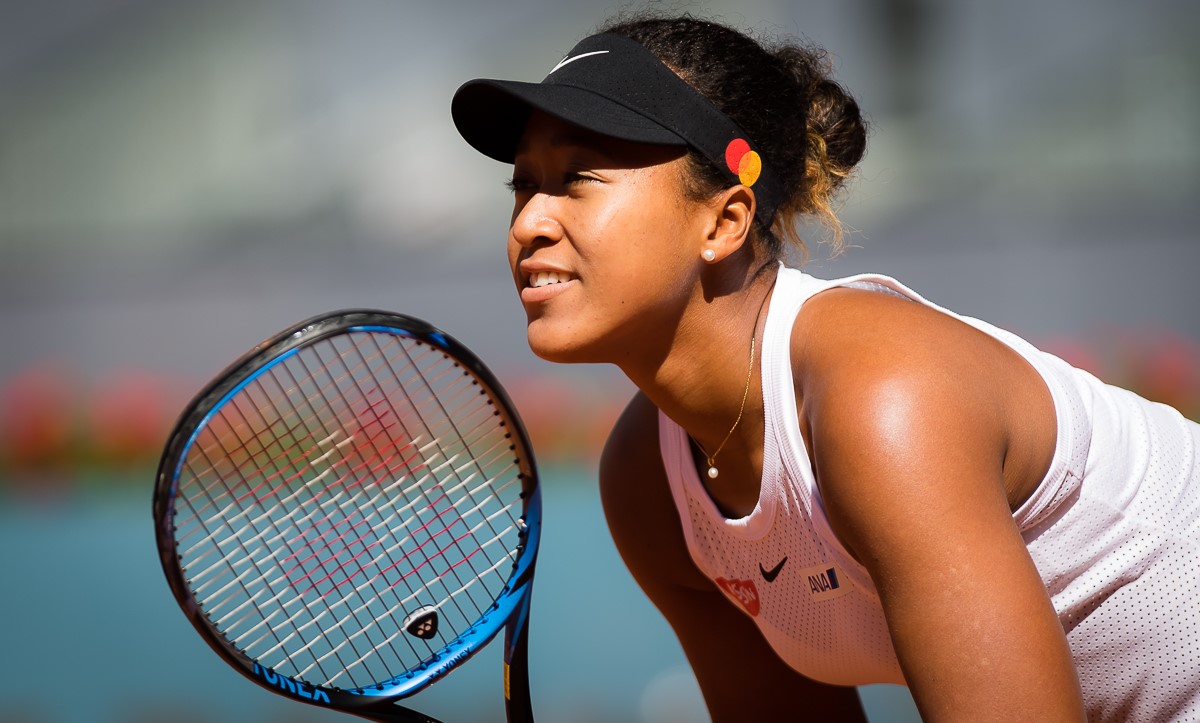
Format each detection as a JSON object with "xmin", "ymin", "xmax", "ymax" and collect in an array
[{"xmin": 510, "ymin": 193, "xmax": 565, "ymax": 249}]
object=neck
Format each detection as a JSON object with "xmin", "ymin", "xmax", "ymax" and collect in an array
[{"xmin": 618, "ymin": 261, "xmax": 778, "ymax": 457}]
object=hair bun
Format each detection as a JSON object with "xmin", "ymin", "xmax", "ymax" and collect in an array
[{"xmin": 806, "ymin": 77, "xmax": 867, "ymax": 185}]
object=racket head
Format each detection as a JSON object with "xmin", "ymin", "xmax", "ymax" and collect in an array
[{"xmin": 153, "ymin": 310, "xmax": 540, "ymax": 719}]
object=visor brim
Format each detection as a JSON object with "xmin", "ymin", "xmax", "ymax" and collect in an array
[{"xmin": 451, "ymin": 78, "xmax": 688, "ymax": 164}]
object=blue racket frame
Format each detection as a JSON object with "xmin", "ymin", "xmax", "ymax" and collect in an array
[{"xmin": 153, "ymin": 311, "xmax": 540, "ymax": 723}]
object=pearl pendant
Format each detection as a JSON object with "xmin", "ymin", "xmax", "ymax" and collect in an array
[{"xmin": 707, "ymin": 466, "xmax": 719, "ymax": 479}]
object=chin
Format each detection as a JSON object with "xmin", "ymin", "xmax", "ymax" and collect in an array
[
  {"xmin": 525, "ymin": 322, "xmax": 603, "ymax": 365},
  {"xmin": 527, "ymin": 338, "xmax": 593, "ymax": 365}
]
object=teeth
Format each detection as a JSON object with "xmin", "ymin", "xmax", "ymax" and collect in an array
[{"xmin": 530, "ymin": 271, "xmax": 571, "ymax": 288}]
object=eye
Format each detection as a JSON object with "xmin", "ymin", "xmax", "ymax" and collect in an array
[
  {"xmin": 563, "ymin": 170, "xmax": 601, "ymax": 188},
  {"xmin": 504, "ymin": 176, "xmax": 536, "ymax": 194}
]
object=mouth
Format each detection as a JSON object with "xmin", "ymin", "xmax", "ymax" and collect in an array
[{"xmin": 528, "ymin": 270, "xmax": 575, "ymax": 288}]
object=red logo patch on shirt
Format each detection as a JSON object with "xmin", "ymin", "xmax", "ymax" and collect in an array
[{"xmin": 715, "ymin": 577, "xmax": 761, "ymax": 617}]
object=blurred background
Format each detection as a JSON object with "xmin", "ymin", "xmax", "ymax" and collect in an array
[{"xmin": 1, "ymin": 0, "xmax": 1197, "ymax": 721}]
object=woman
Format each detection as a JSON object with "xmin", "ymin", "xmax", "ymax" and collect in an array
[{"xmin": 451, "ymin": 14, "xmax": 1200, "ymax": 722}]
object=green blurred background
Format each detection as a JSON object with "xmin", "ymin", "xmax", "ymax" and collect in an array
[{"xmin": 1, "ymin": 0, "xmax": 1197, "ymax": 721}]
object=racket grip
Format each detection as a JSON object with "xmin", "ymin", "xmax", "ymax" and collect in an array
[{"xmin": 503, "ymin": 594, "xmax": 535, "ymax": 723}]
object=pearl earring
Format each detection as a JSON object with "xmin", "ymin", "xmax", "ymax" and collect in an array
[{"xmin": 702, "ymin": 248, "xmax": 717, "ymax": 262}]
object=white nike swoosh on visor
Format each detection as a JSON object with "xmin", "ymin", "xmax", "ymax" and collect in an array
[{"xmin": 548, "ymin": 50, "xmax": 609, "ymax": 75}]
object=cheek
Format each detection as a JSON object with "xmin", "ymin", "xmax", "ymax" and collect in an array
[
  {"xmin": 591, "ymin": 190, "xmax": 679, "ymax": 253},
  {"xmin": 607, "ymin": 206, "xmax": 695, "ymax": 273}
]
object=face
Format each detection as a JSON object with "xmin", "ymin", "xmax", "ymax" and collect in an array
[{"xmin": 507, "ymin": 112, "xmax": 712, "ymax": 365}]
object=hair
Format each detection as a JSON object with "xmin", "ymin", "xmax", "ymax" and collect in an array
[{"xmin": 598, "ymin": 13, "xmax": 868, "ymax": 261}]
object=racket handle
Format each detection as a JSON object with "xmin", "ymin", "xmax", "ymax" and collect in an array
[{"xmin": 503, "ymin": 593, "xmax": 535, "ymax": 723}]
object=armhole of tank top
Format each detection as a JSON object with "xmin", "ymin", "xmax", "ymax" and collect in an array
[{"xmin": 991, "ymin": 333, "xmax": 1086, "ymax": 532}]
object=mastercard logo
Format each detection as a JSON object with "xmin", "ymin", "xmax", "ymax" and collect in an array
[{"xmin": 724, "ymin": 138, "xmax": 762, "ymax": 187}]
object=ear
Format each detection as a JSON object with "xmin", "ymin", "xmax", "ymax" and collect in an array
[{"xmin": 698, "ymin": 185, "xmax": 756, "ymax": 263}]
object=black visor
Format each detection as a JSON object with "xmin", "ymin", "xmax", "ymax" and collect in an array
[{"xmin": 451, "ymin": 32, "xmax": 783, "ymax": 227}]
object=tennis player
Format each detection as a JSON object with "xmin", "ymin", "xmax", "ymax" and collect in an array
[{"xmin": 452, "ymin": 13, "xmax": 1200, "ymax": 722}]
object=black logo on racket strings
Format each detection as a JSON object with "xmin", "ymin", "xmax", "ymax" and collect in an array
[
  {"xmin": 404, "ymin": 606, "xmax": 439, "ymax": 640},
  {"xmin": 759, "ymin": 556, "xmax": 788, "ymax": 583}
]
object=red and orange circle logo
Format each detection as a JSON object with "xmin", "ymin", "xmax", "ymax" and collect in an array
[{"xmin": 724, "ymin": 138, "xmax": 762, "ymax": 187}]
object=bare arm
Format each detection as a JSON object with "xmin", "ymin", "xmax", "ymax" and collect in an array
[
  {"xmin": 797, "ymin": 288, "xmax": 1085, "ymax": 722},
  {"xmin": 599, "ymin": 392, "xmax": 867, "ymax": 722}
]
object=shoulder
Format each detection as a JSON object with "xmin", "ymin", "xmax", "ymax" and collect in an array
[
  {"xmin": 789, "ymin": 285, "xmax": 1047, "ymax": 557},
  {"xmin": 599, "ymin": 392, "xmax": 708, "ymax": 591},
  {"xmin": 791, "ymin": 284, "xmax": 1026, "ymax": 436},
  {"xmin": 599, "ymin": 391, "xmax": 661, "ymax": 505},
  {"xmin": 600, "ymin": 390, "xmax": 660, "ymax": 471}
]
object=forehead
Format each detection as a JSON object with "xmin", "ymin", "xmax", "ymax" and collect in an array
[{"xmin": 513, "ymin": 111, "xmax": 686, "ymax": 169}]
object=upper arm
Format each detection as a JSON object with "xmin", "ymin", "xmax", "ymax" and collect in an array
[
  {"xmin": 599, "ymin": 393, "xmax": 866, "ymax": 722},
  {"xmin": 797, "ymin": 289, "xmax": 1084, "ymax": 721}
]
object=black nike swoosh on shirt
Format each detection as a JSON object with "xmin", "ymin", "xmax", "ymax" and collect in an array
[{"xmin": 759, "ymin": 556, "xmax": 788, "ymax": 583}]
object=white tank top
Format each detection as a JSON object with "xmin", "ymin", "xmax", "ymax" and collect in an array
[{"xmin": 659, "ymin": 265, "xmax": 1200, "ymax": 720}]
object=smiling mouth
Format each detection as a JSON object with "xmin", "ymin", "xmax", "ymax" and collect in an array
[{"xmin": 528, "ymin": 271, "xmax": 574, "ymax": 288}]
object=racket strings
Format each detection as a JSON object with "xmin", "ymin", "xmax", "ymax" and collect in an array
[
  {"xmin": 251, "ymin": 443, "xmax": 520, "ymax": 636},
  {"xmin": 176, "ymin": 332, "xmax": 446, "ymax": 530},
  {"xmin": 246, "ymin": 432, "xmax": 518, "ymax": 634},
  {"xmin": 186, "ymin": 432, "xmax": 422, "ymax": 600},
  {"xmin": 302, "ymin": 335, "xmax": 504, "ymax": 651},
  {"xmin": 282, "ymin": 459, "xmax": 524, "ymax": 681},
  {"xmin": 250, "ymin": 335, "xmax": 478, "ymax": 680},
  {"xmin": 182, "ymin": 363, "xmax": 406, "ymax": 680},
  {"xmin": 188, "ymin": 429, "xmax": 509, "ymax": 627},
  {"xmin": 176, "ymin": 338, "xmax": 437, "ymax": 533},
  {"xmin": 320, "ymin": 336, "xmax": 493, "ymax": 605},
  {"xmin": 171, "ymin": 330, "xmax": 528, "ymax": 691},
  {"xmin": 186, "ymin": 360, "xmax": 501, "ymax": 682},
  {"xmin": 359, "ymin": 332, "xmax": 518, "ymax": 585}
]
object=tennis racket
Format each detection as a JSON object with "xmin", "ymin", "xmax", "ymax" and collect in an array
[{"xmin": 153, "ymin": 310, "xmax": 539, "ymax": 722}]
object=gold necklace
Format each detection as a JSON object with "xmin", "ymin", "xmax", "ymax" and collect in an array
[{"xmin": 692, "ymin": 289, "xmax": 771, "ymax": 480}]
